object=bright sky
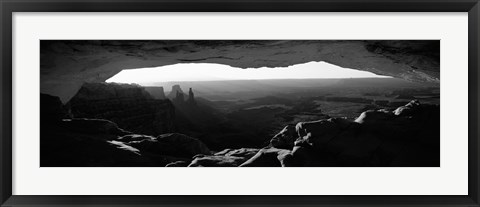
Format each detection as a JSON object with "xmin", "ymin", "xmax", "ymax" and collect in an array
[{"xmin": 106, "ymin": 61, "xmax": 391, "ymax": 84}]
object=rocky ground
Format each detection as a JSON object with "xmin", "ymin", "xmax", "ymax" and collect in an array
[{"xmin": 41, "ymin": 91, "xmax": 440, "ymax": 167}]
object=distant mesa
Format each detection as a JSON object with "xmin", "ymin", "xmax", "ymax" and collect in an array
[
  {"xmin": 68, "ymin": 82, "xmax": 175, "ymax": 136},
  {"xmin": 144, "ymin": 86, "xmax": 166, "ymax": 99},
  {"xmin": 168, "ymin": 85, "xmax": 197, "ymax": 106}
]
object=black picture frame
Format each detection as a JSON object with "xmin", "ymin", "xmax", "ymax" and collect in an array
[{"xmin": 1, "ymin": 0, "xmax": 479, "ymax": 206}]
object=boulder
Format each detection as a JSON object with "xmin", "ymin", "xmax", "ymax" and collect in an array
[
  {"xmin": 393, "ymin": 99, "xmax": 421, "ymax": 116},
  {"xmin": 270, "ymin": 124, "xmax": 297, "ymax": 149},
  {"xmin": 266, "ymin": 100, "xmax": 440, "ymax": 166},
  {"xmin": 354, "ymin": 109, "xmax": 393, "ymax": 124},
  {"xmin": 240, "ymin": 148, "xmax": 291, "ymax": 167},
  {"xmin": 188, "ymin": 155, "xmax": 246, "ymax": 167},
  {"xmin": 166, "ymin": 160, "xmax": 190, "ymax": 167},
  {"xmin": 40, "ymin": 125, "xmax": 155, "ymax": 167},
  {"xmin": 295, "ymin": 118, "xmax": 351, "ymax": 151},
  {"xmin": 117, "ymin": 134, "xmax": 156, "ymax": 142},
  {"xmin": 214, "ymin": 148, "xmax": 260, "ymax": 161}
]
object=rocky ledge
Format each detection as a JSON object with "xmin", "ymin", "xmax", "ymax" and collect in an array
[{"xmin": 41, "ymin": 92, "xmax": 439, "ymax": 167}]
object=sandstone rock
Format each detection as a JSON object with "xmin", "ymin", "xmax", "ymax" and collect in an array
[
  {"xmin": 270, "ymin": 124, "xmax": 297, "ymax": 149},
  {"xmin": 174, "ymin": 91, "xmax": 185, "ymax": 103},
  {"xmin": 214, "ymin": 148, "xmax": 260, "ymax": 160},
  {"xmin": 61, "ymin": 118, "xmax": 131, "ymax": 136},
  {"xmin": 40, "ymin": 124, "xmax": 155, "ymax": 167},
  {"xmin": 117, "ymin": 134, "xmax": 156, "ymax": 142},
  {"xmin": 107, "ymin": 140, "xmax": 141, "ymax": 155},
  {"xmin": 187, "ymin": 88, "xmax": 196, "ymax": 105},
  {"xmin": 393, "ymin": 99, "xmax": 421, "ymax": 116},
  {"xmin": 40, "ymin": 40, "xmax": 440, "ymax": 102},
  {"xmin": 144, "ymin": 86, "xmax": 166, "ymax": 99},
  {"xmin": 68, "ymin": 82, "xmax": 175, "ymax": 135},
  {"xmin": 295, "ymin": 118, "xmax": 351, "ymax": 151},
  {"xmin": 354, "ymin": 109, "xmax": 393, "ymax": 124},
  {"xmin": 167, "ymin": 84, "xmax": 185, "ymax": 99},
  {"xmin": 266, "ymin": 100, "xmax": 440, "ymax": 166},
  {"xmin": 41, "ymin": 93, "xmax": 69, "ymax": 122},
  {"xmin": 240, "ymin": 148, "xmax": 291, "ymax": 167},
  {"xmin": 127, "ymin": 133, "xmax": 211, "ymax": 158},
  {"xmin": 188, "ymin": 155, "xmax": 246, "ymax": 167},
  {"xmin": 71, "ymin": 82, "xmax": 151, "ymax": 100},
  {"xmin": 165, "ymin": 160, "xmax": 190, "ymax": 167}
]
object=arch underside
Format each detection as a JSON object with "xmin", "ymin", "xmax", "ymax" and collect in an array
[{"xmin": 40, "ymin": 40, "xmax": 440, "ymax": 102}]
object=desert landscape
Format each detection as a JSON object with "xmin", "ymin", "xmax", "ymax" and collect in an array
[{"xmin": 40, "ymin": 40, "xmax": 440, "ymax": 167}]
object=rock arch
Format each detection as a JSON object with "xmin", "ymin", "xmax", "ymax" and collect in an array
[{"xmin": 40, "ymin": 40, "xmax": 439, "ymax": 102}]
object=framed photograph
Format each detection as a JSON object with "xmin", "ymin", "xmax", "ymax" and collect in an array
[{"xmin": 1, "ymin": 0, "xmax": 479, "ymax": 206}]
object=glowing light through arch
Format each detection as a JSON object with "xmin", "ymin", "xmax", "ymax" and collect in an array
[{"xmin": 106, "ymin": 61, "xmax": 391, "ymax": 84}]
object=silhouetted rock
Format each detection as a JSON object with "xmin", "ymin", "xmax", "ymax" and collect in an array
[
  {"xmin": 214, "ymin": 148, "xmax": 260, "ymax": 159},
  {"xmin": 270, "ymin": 125, "xmax": 297, "ymax": 149},
  {"xmin": 69, "ymin": 82, "xmax": 175, "ymax": 136},
  {"xmin": 41, "ymin": 40, "xmax": 440, "ymax": 102},
  {"xmin": 187, "ymin": 88, "xmax": 196, "ymax": 105},
  {"xmin": 240, "ymin": 148, "xmax": 291, "ymax": 167},
  {"xmin": 187, "ymin": 148, "xmax": 261, "ymax": 167},
  {"xmin": 117, "ymin": 134, "xmax": 156, "ymax": 142},
  {"xmin": 61, "ymin": 118, "xmax": 131, "ymax": 136},
  {"xmin": 165, "ymin": 160, "xmax": 189, "ymax": 167},
  {"xmin": 41, "ymin": 93, "xmax": 69, "ymax": 122},
  {"xmin": 126, "ymin": 133, "xmax": 211, "ymax": 158},
  {"xmin": 167, "ymin": 84, "xmax": 185, "ymax": 99},
  {"xmin": 188, "ymin": 155, "xmax": 246, "ymax": 167},
  {"xmin": 354, "ymin": 109, "xmax": 393, "ymax": 124},
  {"xmin": 144, "ymin": 86, "xmax": 166, "ymax": 99},
  {"xmin": 296, "ymin": 118, "xmax": 351, "ymax": 151},
  {"xmin": 174, "ymin": 91, "xmax": 185, "ymax": 103},
  {"xmin": 266, "ymin": 100, "xmax": 440, "ymax": 166},
  {"xmin": 393, "ymin": 99, "xmax": 420, "ymax": 116},
  {"xmin": 41, "ymin": 119, "xmax": 156, "ymax": 167}
]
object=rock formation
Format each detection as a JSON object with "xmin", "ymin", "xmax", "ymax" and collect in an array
[
  {"xmin": 68, "ymin": 82, "xmax": 175, "ymax": 136},
  {"xmin": 144, "ymin": 86, "xmax": 166, "ymax": 99},
  {"xmin": 186, "ymin": 148, "xmax": 260, "ymax": 167},
  {"xmin": 242, "ymin": 100, "xmax": 440, "ymax": 167},
  {"xmin": 173, "ymin": 91, "xmax": 185, "ymax": 103},
  {"xmin": 187, "ymin": 88, "xmax": 196, "ymax": 105},
  {"xmin": 41, "ymin": 94, "xmax": 212, "ymax": 166},
  {"xmin": 40, "ymin": 40, "xmax": 440, "ymax": 102},
  {"xmin": 167, "ymin": 85, "xmax": 185, "ymax": 99},
  {"xmin": 41, "ymin": 93, "xmax": 69, "ymax": 123},
  {"xmin": 41, "ymin": 91, "xmax": 440, "ymax": 167},
  {"xmin": 240, "ymin": 148, "xmax": 292, "ymax": 167},
  {"xmin": 169, "ymin": 85, "xmax": 197, "ymax": 106},
  {"xmin": 126, "ymin": 133, "xmax": 211, "ymax": 158}
]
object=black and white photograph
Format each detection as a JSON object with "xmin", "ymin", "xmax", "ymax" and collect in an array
[{"xmin": 40, "ymin": 40, "xmax": 440, "ymax": 167}]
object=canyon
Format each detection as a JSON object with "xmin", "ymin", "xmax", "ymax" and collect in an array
[{"xmin": 41, "ymin": 81, "xmax": 439, "ymax": 167}]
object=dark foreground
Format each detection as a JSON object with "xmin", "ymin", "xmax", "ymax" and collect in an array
[{"xmin": 41, "ymin": 89, "xmax": 439, "ymax": 167}]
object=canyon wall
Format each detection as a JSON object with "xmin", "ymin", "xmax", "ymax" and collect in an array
[{"xmin": 68, "ymin": 82, "xmax": 175, "ymax": 136}]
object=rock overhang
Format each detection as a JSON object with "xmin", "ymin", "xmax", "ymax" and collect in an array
[{"xmin": 40, "ymin": 40, "xmax": 440, "ymax": 102}]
